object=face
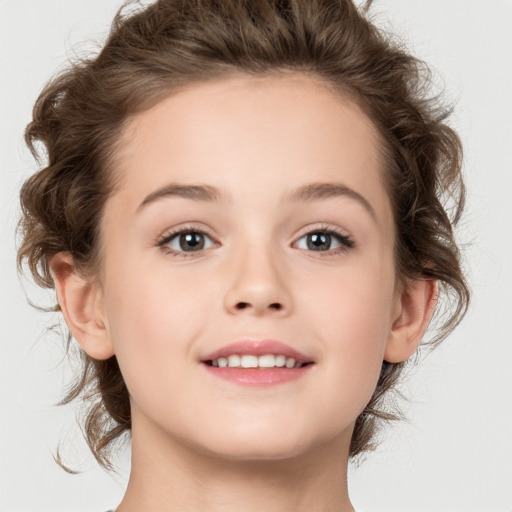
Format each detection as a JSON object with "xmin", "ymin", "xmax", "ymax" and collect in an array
[{"xmin": 98, "ymin": 73, "xmax": 399, "ymax": 461}]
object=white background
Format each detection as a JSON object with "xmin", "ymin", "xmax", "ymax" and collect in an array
[{"xmin": 1, "ymin": 1, "xmax": 511, "ymax": 511}]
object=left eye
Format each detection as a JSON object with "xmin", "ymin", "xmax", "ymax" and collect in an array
[
  {"xmin": 162, "ymin": 231, "xmax": 216, "ymax": 252},
  {"xmin": 295, "ymin": 231, "xmax": 352, "ymax": 252}
]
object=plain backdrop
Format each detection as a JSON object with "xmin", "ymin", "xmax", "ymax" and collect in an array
[{"xmin": 1, "ymin": 1, "xmax": 511, "ymax": 511}]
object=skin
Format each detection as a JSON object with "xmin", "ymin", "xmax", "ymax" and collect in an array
[{"xmin": 52, "ymin": 73, "xmax": 436, "ymax": 512}]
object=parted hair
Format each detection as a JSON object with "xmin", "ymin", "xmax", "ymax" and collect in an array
[{"xmin": 18, "ymin": 0, "xmax": 469, "ymax": 470}]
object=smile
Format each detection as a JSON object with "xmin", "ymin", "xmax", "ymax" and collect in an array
[
  {"xmin": 205, "ymin": 354, "xmax": 308, "ymax": 369},
  {"xmin": 201, "ymin": 339, "xmax": 314, "ymax": 386}
]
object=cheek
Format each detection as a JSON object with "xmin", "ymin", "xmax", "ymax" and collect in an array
[
  {"xmin": 101, "ymin": 262, "xmax": 207, "ymax": 399},
  {"xmin": 301, "ymin": 257, "xmax": 396, "ymax": 399},
  {"xmin": 304, "ymin": 254, "xmax": 396, "ymax": 340}
]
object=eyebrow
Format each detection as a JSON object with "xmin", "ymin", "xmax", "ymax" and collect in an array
[
  {"xmin": 137, "ymin": 183, "xmax": 224, "ymax": 211},
  {"xmin": 284, "ymin": 182, "xmax": 376, "ymax": 221},
  {"xmin": 137, "ymin": 181, "xmax": 376, "ymax": 220}
]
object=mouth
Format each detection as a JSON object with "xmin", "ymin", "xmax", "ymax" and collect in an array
[
  {"xmin": 200, "ymin": 339, "xmax": 314, "ymax": 386},
  {"xmin": 203, "ymin": 354, "xmax": 312, "ymax": 369}
]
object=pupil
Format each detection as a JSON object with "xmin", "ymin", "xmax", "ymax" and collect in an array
[
  {"xmin": 180, "ymin": 232, "xmax": 204, "ymax": 251},
  {"xmin": 308, "ymin": 233, "xmax": 331, "ymax": 251}
]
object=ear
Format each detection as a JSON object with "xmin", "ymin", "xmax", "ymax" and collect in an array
[
  {"xmin": 51, "ymin": 253, "xmax": 115, "ymax": 360},
  {"xmin": 384, "ymin": 278, "xmax": 438, "ymax": 363}
]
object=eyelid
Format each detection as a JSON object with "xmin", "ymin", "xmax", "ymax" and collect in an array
[
  {"xmin": 156, "ymin": 222, "xmax": 355, "ymax": 258},
  {"xmin": 156, "ymin": 223, "xmax": 219, "ymax": 257},
  {"xmin": 292, "ymin": 223, "xmax": 355, "ymax": 253},
  {"xmin": 157, "ymin": 223, "xmax": 214, "ymax": 242}
]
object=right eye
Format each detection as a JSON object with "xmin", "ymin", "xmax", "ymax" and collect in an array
[{"xmin": 158, "ymin": 228, "xmax": 217, "ymax": 256}]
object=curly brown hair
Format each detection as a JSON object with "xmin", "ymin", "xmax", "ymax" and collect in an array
[{"xmin": 18, "ymin": 0, "xmax": 469, "ymax": 470}]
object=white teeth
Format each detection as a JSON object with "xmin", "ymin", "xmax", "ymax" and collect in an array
[
  {"xmin": 228, "ymin": 355, "xmax": 241, "ymax": 367},
  {"xmin": 285, "ymin": 357, "xmax": 296, "ymax": 368},
  {"xmin": 275, "ymin": 355, "xmax": 286, "ymax": 367},
  {"xmin": 258, "ymin": 354, "xmax": 275, "ymax": 367},
  {"xmin": 241, "ymin": 355, "xmax": 258, "ymax": 368},
  {"xmin": 210, "ymin": 354, "xmax": 305, "ymax": 369}
]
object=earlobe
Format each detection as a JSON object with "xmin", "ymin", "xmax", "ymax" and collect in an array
[
  {"xmin": 51, "ymin": 253, "xmax": 115, "ymax": 360},
  {"xmin": 384, "ymin": 278, "xmax": 438, "ymax": 363}
]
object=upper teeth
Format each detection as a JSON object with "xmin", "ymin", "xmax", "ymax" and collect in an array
[{"xmin": 210, "ymin": 354, "xmax": 301, "ymax": 368}]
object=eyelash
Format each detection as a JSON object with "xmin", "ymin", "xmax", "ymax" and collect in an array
[
  {"xmin": 156, "ymin": 223, "xmax": 355, "ymax": 258},
  {"xmin": 157, "ymin": 224, "xmax": 217, "ymax": 259}
]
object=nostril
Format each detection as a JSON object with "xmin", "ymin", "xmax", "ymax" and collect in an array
[{"xmin": 234, "ymin": 302, "xmax": 282, "ymax": 311}]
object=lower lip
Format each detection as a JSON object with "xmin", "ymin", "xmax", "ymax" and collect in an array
[{"xmin": 202, "ymin": 364, "xmax": 312, "ymax": 387}]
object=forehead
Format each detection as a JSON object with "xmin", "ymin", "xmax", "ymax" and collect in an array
[
  {"xmin": 118, "ymin": 72, "xmax": 383, "ymax": 167},
  {"xmin": 110, "ymin": 72, "xmax": 391, "ymax": 229}
]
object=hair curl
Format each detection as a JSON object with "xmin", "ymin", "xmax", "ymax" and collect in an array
[{"xmin": 18, "ymin": 0, "xmax": 469, "ymax": 470}]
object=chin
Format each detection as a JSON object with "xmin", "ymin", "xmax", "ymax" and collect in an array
[
  {"xmin": 203, "ymin": 442, "xmax": 314, "ymax": 463},
  {"xmin": 192, "ymin": 422, "xmax": 343, "ymax": 463}
]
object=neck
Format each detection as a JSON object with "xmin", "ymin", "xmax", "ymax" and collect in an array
[{"xmin": 117, "ymin": 416, "xmax": 354, "ymax": 512}]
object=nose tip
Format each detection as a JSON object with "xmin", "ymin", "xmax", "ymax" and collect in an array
[{"xmin": 223, "ymin": 250, "xmax": 292, "ymax": 317}]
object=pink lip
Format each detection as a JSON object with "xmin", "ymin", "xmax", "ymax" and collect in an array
[
  {"xmin": 200, "ymin": 339, "xmax": 314, "ymax": 387},
  {"xmin": 201, "ymin": 339, "xmax": 313, "ymax": 365}
]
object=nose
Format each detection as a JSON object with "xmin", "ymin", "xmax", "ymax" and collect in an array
[{"xmin": 223, "ymin": 243, "xmax": 293, "ymax": 317}]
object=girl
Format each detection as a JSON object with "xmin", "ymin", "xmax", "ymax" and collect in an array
[{"xmin": 13, "ymin": 0, "xmax": 480, "ymax": 510}]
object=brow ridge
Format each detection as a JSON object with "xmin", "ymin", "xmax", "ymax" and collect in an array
[
  {"xmin": 285, "ymin": 182, "xmax": 376, "ymax": 220},
  {"xmin": 137, "ymin": 181, "xmax": 376, "ymax": 221},
  {"xmin": 138, "ymin": 183, "xmax": 223, "ymax": 211}
]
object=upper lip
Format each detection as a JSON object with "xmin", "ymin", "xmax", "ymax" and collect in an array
[{"xmin": 201, "ymin": 339, "xmax": 314, "ymax": 365}]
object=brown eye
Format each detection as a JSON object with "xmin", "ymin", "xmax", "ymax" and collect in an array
[
  {"xmin": 295, "ymin": 229, "xmax": 354, "ymax": 253},
  {"xmin": 178, "ymin": 232, "xmax": 205, "ymax": 251},
  {"xmin": 307, "ymin": 232, "xmax": 332, "ymax": 251},
  {"xmin": 161, "ymin": 230, "xmax": 215, "ymax": 253}
]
